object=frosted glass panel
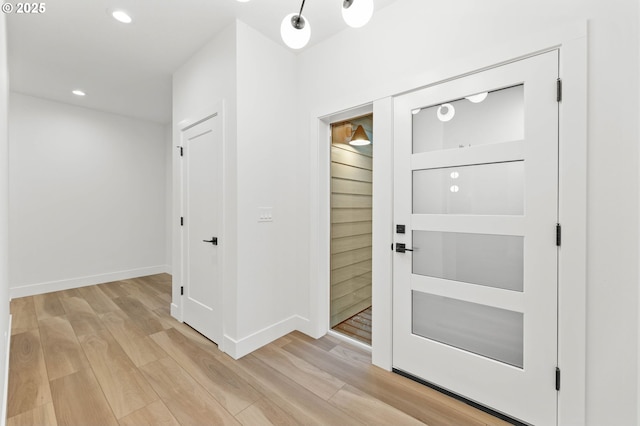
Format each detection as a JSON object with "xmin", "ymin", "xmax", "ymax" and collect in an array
[
  {"xmin": 413, "ymin": 161, "xmax": 524, "ymax": 215},
  {"xmin": 413, "ymin": 85, "xmax": 524, "ymax": 154},
  {"xmin": 412, "ymin": 231, "xmax": 523, "ymax": 291},
  {"xmin": 412, "ymin": 291, "xmax": 523, "ymax": 368}
]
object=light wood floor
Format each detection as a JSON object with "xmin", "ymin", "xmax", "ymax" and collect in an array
[{"xmin": 7, "ymin": 274, "xmax": 511, "ymax": 426}]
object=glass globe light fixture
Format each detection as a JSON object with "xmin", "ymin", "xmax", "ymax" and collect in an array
[
  {"xmin": 342, "ymin": 0, "xmax": 374, "ymax": 28},
  {"xmin": 281, "ymin": 12, "xmax": 311, "ymax": 49}
]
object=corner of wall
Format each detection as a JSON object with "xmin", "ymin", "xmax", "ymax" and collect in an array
[
  {"xmin": 164, "ymin": 123, "xmax": 173, "ymax": 271},
  {"xmin": 0, "ymin": 13, "xmax": 10, "ymax": 426},
  {"xmin": 222, "ymin": 315, "xmax": 305, "ymax": 359},
  {"xmin": 234, "ymin": 17, "xmax": 299, "ymax": 345}
]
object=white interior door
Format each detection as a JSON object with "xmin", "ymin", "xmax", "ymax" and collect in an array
[
  {"xmin": 393, "ymin": 51, "xmax": 559, "ymax": 425},
  {"xmin": 181, "ymin": 112, "xmax": 223, "ymax": 345}
]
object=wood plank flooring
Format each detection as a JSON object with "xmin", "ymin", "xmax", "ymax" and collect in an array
[
  {"xmin": 7, "ymin": 274, "xmax": 511, "ymax": 426},
  {"xmin": 333, "ymin": 306, "xmax": 372, "ymax": 345}
]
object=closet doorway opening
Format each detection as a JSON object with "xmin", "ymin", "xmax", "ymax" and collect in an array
[{"xmin": 329, "ymin": 113, "xmax": 373, "ymax": 345}]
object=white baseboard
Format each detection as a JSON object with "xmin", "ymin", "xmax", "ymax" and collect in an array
[
  {"xmin": 9, "ymin": 265, "xmax": 167, "ymax": 299},
  {"xmin": 223, "ymin": 315, "xmax": 305, "ymax": 359},
  {"xmin": 293, "ymin": 316, "xmax": 323, "ymax": 338},
  {"xmin": 163, "ymin": 264, "xmax": 172, "ymax": 275},
  {"xmin": 170, "ymin": 303, "xmax": 181, "ymax": 322},
  {"xmin": 1, "ymin": 314, "xmax": 11, "ymax": 426}
]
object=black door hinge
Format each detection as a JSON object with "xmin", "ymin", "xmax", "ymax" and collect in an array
[
  {"xmin": 391, "ymin": 243, "xmax": 394, "ymax": 251},
  {"xmin": 180, "ymin": 286, "xmax": 184, "ymax": 296},
  {"xmin": 557, "ymin": 79, "xmax": 562, "ymax": 102},
  {"xmin": 555, "ymin": 367, "xmax": 561, "ymax": 391},
  {"xmin": 556, "ymin": 223, "xmax": 561, "ymax": 246},
  {"xmin": 180, "ymin": 217, "xmax": 184, "ymax": 226},
  {"xmin": 180, "ymin": 147, "xmax": 184, "ymax": 156}
]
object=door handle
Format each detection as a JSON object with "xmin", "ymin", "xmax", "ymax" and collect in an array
[
  {"xmin": 203, "ymin": 237, "xmax": 218, "ymax": 245},
  {"xmin": 395, "ymin": 243, "xmax": 413, "ymax": 253}
]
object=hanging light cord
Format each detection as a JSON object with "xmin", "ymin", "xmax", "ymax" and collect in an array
[{"xmin": 295, "ymin": 0, "xmax": 306, "ymax": 27}]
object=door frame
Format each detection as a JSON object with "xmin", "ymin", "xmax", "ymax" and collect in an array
[
  {"xmin": 325, "ymin": 109, "xmax": 376, "ymax": 349},
  {"xmin": 317, "ymin": 103, "xmax": 374, "ymax": 349},
  {"xmin": 308, "ymin": 22, "xmax": 586, "ymax": 424},
  {"xmin": 173, "ymin": 100, "xmax": 227, "ymax": 353},
  {"xmin": 393, "ymin": 51, "xmax": 561, "ymax": 425}
]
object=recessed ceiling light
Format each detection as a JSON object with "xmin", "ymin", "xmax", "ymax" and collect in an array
[
  {"xmin": 72, "ymin": 90, "xmax": 86, "ymax": 96},
  {"xmin": 112, "ymin": 10, "xmax": 132, "ymax": 24}
]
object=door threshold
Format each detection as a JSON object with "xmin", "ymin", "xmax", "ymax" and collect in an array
[
  {"xmin": 327, "ymin": 330, "xmax": 372, "ymax": 353},
  {"xmin": 392, "ymin": 368, "xmax": 528, "ymax": 426}
]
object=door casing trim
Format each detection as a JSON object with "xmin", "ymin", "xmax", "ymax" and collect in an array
[{"xmin": 174, "ymin": 100, "xmax": 227, "ymax": 354}]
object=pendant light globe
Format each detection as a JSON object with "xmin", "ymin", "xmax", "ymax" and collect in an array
[
  {"xmin": 280, "ymin": 13, "xmax": 311, "ymax": 49},
  {"xmin": 465, "ymin": 92, "xmax": 489, "ymax": 103},
  {"xmin": 342, "ymin": 0, "xmax": 374, "ymax": 28},
  {"xmin": 437, "ymin": 103, "xmax": 456, "ymax": 122}
]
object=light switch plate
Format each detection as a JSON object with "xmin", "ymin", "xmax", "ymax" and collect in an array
[{"xmin": 258, "ymin": 207, "xmax": 273, "ymax": 222}]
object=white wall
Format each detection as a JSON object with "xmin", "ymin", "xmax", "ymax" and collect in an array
[
  {"xmin": 294, "ymin": 0, "xmax": 639, "ymax": 424},
  {"xmin": 172, "ymin": 20, "xmax": 298, "ymax": 357},
  {"xmin": 8, "ymin": 93, "xmax": 167, "ymax": 297},
  {"xmin": 235, "ymin": 21, "xmax": 298, "ymax": 342},
  {"xmin": 0, "ymin": 13, "xmax": 10, "ymax": 421},
  {"xmin": 164, "ymin": 124, "xmax": 172, "ymax": 272}
]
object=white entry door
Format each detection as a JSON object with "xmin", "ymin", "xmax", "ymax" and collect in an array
[
  {"xmin": 181, "ymin": 112, "xmax": 223, "ymax": 345},
  {"xmin": 393, "ymin": 51, "xmax": 559, "ymax": 425}
]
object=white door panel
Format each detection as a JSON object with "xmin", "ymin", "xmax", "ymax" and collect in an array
[
  {"xmin": 181, "ymin": 113, "xmax": 223, "ymax": 345},
  {"xmin": 393, "ymin": 51, "xmax": 559, "ymax": 425}
]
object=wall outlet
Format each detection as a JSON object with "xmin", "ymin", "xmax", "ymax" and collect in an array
[{"xmin": 258, "ymin": 207, "xmax": 273, "ymax": 222}]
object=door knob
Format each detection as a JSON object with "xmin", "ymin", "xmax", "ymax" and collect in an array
[
  {"xmin": 203, "ymin": 237, "xmax": 218, "ymax": 245},
  {"xmin": 395, "ymin": 243, "xmax": 413, "ymax": 253}
]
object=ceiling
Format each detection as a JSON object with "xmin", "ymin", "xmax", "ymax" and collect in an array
[{"xmin": 7, "ymin": 0, "xmax": 398, "ymax": 124}]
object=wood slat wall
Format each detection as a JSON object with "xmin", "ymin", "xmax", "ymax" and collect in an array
[{"xmin": 330, "ymin": 133, "xmax": 373, "ymax": 328}]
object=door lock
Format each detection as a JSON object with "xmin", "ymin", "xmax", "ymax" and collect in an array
[
  {"xmin": 202, "ymin": 237, "xmax": 218, "ymax": 245},
  {"xmin": 395, "ymin": 243, "xmax": 413, "ymax": 253}
]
